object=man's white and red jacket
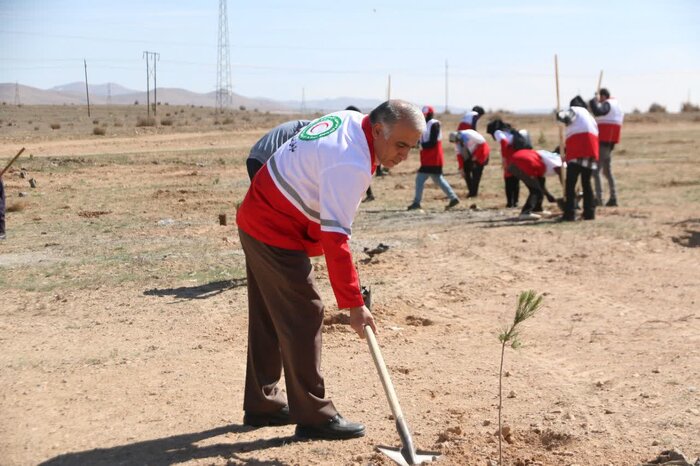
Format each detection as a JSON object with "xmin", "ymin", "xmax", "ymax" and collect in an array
[{"xmin": 237, "ymin": 111, "xmax": 375, "ymax": 309}]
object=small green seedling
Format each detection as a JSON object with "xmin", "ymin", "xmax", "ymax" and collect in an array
[{"xmin": 497, "ymin": 290, "xmax": 543, "ymax": 466}]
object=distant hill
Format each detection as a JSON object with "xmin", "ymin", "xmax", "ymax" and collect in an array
[
  {"xmin": 50, "ymin": 82, "xmax": 136, "ymax": 96},
  {"xmin": 1, "ymin": 82, "xmax": 543, "ymax": 113},
  {"xmin": 0, "ymin": 82, "xmax": 293, "ymax": 111}
]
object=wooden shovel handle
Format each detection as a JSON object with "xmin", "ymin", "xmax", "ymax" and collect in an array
[{"xmin": 365, "ymin": 325, "xmax": 405, "ymax": 420}]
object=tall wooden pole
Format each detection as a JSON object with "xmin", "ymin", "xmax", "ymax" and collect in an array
[
  {"xmin": 555, "ymin": 54, "xmax": 565, "ymax": 190},
  {"xmin": 84, "ymin": 59, "xmax": 91, "ymax": 117},
  {"xmin": 143, "ymin": 52, "xmax": 150, "ymax": 117},
  {"xmin": 153, "ymin": 55, "xmax": 158, "ymax": 116},
  {"xmin": 597, "ymin": 70, "xmax": 604, "ymax": 95}
]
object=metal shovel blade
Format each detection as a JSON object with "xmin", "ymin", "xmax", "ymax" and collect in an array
[{"xmin": 377, "ymin": 445, "xmax": 441, "ymax": 466}]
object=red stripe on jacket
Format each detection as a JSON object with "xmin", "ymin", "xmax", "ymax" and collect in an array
[
  {"xmin": 457, "ymin": 122, "xmax": 472, "ymax": 131},
  {"xmin": 565, "ymin": 132, "xmax": 599, "ymax": 161},
  {"xmin": 597, "ymin": 123, "xmax": 621, "ymax": 144}
]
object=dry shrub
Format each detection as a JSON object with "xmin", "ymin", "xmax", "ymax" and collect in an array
[
  {"xmin": 681, "ymin": 102, "xmax": 700, "ymax": 112},
  {"xmin": 92, "ymin": 119, "xmax": 99, "ymax": 125},
  {"xmin": 7, "ymin": 201, "xmax": 28, "ymax": 212},
  {"xmin": 114, "ymin": 120, "xmax": 124, "ymax": 127},
  {"xmin": 648, "ymin": 103, "xmax": 667, "ymax": 113},
  {"xmin": 136, "ymin": 116, "xmax": 156, "ymax": 127},
  {"xmin": 93, "ymin": 126, "xmax": 106, "ymax": 136},
  {"xmin": 34, "ymin": 126, "xmax": 39, "ymax": 131},
  {"xmin": 222, "ymin": 117, "xmax": 234, "ymax": 125},
  {"xmin": 160, "ymin": 118, "xmax": 174, "ymax": 126},
  {"xmin": 50, "ymin": 123, "xmax": 61, "ymax": 130}
]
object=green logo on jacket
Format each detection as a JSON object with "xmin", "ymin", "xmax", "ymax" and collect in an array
[{"xmin": 298, "ymin": 115, "xmax": 342, "ymax": 141}]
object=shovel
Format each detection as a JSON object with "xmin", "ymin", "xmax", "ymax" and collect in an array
[{"xmin": 364, "ymin": 325, "xmax": 441, "ymax": 466}]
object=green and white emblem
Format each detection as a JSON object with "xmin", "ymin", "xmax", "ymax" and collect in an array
[{"xmin": 298, "ymin": 115, "xmax": 342, "ymax": 141}]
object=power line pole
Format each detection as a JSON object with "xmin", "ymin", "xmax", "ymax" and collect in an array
[
  {"xmin": 216, "ymin": 0, "xmax": 233, "ymax": 112},
  {"xmin": 14, "ymin": 82, "xmax": 19, "ymax": 106},
  {"xmin": 143, "ymin": 51, "xmax": 151, "ymax": 117},
  {"xmin": 142, "ymin": 51, "xmax": 159, "ymax": 117},
  {"xmin": 153, "ymin": 53, "xmax": 159, "ymax": 115},
  {"xmin": 107, "ymin": 83, "xmax": 112, "ymax": 105},
  {"xmin": 444, "ymin": 59, "xmax": 449, "ymax": 114},
  {"xmin": 84, "ymin": 59, "xmax": 91, "ymax": 117},
  {"xmin": 387, "ymin": 74, "xmax": 391, "ymax": 100}
]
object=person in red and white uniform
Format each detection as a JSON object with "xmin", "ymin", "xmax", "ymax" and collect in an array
[
  {"xmin": 457, "ymin": 105, "xmax": 485, "ymax": 131},
  {"xmin": 556, "ymin": 95, "xmax": 599, "ymax": 221},
  {"xmin": 449, "ymin": 128, "xmax": 490, "ymax": 197},
  {"xmin": 589, "ymin": 88, "xmax": 623, "ymax": 206},
  {"xmin": 487, "ymin": 119, "xmax": 528, "ymax": 208},
  {"xmin": 236, "ymin": 101, "xmax": 425, "ymax": 440},
  {"xmin": 407, "ymin": 105, "xmax": 460, "ymax": 210},
  {"xmin": 507, "ymin": 149, "xmax": 564, "ymax": 220}
]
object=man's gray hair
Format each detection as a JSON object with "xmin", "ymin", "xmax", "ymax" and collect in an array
[{"xmin": 369, "ymin": 100, "xmax": 426, "ymax": 138}]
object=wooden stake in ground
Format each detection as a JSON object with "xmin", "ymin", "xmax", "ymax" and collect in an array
[
  {"xmin": 554, "ymin": 54, "xmax": 566, "ymax": 190},
  {"xmin": 0, "ymin": 147, "xmax": 26, "ymax": 178}
]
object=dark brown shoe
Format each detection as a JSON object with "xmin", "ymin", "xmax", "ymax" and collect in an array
[
  {"xmin": 243, "ymin": 405, "xmax": 291, "ymax": 427},
  {"xmin": 295, "ymin": 414, "xmax": 365, "ymax": 440}
]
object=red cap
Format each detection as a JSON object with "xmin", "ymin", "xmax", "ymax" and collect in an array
[{"xmin": 422, "ymin": 105, "xmax": 434, "ymax": 115}]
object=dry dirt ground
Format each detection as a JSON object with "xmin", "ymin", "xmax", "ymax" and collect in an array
[{"xmin": 1, "ymin": 106, "xmax": 699, "ymax": 466}]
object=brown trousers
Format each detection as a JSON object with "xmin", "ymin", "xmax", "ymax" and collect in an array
[{"xmin": 239, "ymin": 229, "xmax": 337, "ymax": 425}]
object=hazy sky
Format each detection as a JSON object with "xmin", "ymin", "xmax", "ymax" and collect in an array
[{"xmin": 2, "ymin": 0, "xmax": 699, "ymax": 112}]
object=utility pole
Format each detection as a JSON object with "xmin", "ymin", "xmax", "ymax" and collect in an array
[
  {"xmin": 14, "ymin": 82, "xmax": 19, "ymax": 106},
  {"xmin": 84, "ymin": 59, "xmax": 91, "ymax": 117},
  {"xmin": 142, "ymin": 51, "xmax": 159, "ymax": 117},
  {"xmin": 153, "ymin": 53, "xmax": 159, "ymax": 115},
  {"xmin": 143, "ymin": 51, "xmax": 150, "ymax": 117},
  {"xmin": 444, "ymin": 59, "xmax": 449, "ymax": 114},
  {"xmin": 107, "ymin": 83, "xmax": 112, "ymax": 105},
  {"xmin": 216, "ymin": 0, "xmax": 233, "ymax": 112},
  {"xmin": 387, "ymin": 74, "xmax": 391, "ymax": 100}
]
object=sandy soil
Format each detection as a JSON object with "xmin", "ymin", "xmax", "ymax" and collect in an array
[{"xmin": 1, "ymin": 108, "xmax": 699, "ymax": 466}]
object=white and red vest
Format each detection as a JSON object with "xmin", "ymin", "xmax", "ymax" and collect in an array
[
  {"xmin": 237, "ymin": 111, "xmax": 376, "ymax": 309},
  {"xmin": 420, "ymin": 118, "xmax": 444, "ymax": 167},
  {"xmin": 565, "ymin": 107, "xmax": 599, "ymax": 161},
  {"xmin": 510, "ymin": 149, "xmax": 546, "ymax": 178},
  {"xmin": 457, "ymin": 111, "xmax": 479, "ymax": 131},
  {"xmin": 595, "ymin": 98, "xmax": 623, "ymax": 144},
  {"xmin": 456, "ymin": 129, "xmax": 490, "ymax": 166},
  {"xmin": 536, "ymin": 150, "xmax": 565, "ymax": 176},
  {"xmin": 494, "ymin": 129, "xmax": 515, "ymax": 178}
]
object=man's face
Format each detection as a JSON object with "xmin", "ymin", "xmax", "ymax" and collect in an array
[{"xmin": 372, "ymin": 121, "xmax": 421, "ymax": 168}]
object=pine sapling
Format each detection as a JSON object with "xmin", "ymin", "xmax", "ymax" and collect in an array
[{"xmin": 497, "ymin": 290, "xmax": 543, "ymax": 466}]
